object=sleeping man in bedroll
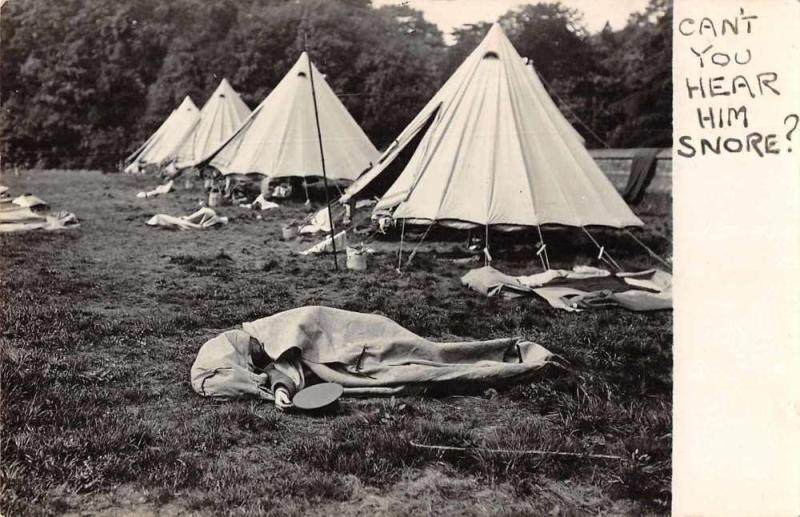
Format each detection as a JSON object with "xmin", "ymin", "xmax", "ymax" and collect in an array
[
  {"xmin": 191, "ymin": 330, "xmax": 300, "ymax": 409},
  {"xmin": 190, "ymin": 306, "xmax": 553, "ymax": 405}
]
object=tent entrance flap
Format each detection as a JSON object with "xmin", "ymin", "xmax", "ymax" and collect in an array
[{"xmin": 341, "ymin": 104, "xmax": 441, "ymax": 203}]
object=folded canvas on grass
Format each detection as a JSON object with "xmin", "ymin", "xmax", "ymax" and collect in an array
[
  {"xmin": 461, "ymin": 266, "xmax": 672, "ymax": 312},
  {"xmin": 146, "ymin": 207, "xmax": 228, "ymax": 230},
  {"xmin": 0, "ymin": 208, "xmax": 79, "ymax": 233}
]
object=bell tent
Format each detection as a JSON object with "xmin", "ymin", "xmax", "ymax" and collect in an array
[
  {"xmin": 202, "ymin": 52, "xmax": 379, "ymax": 183},
  {"xmin": 341, "ymin": 23, "xmax": 642, "ymax": 231},
  {"xmin": 125, "ymin": 96, "xmax": 199, "ymax": 174},
  {"xmin": 174, "ymin": 79, "xmax": 251, "ymax": 170}
]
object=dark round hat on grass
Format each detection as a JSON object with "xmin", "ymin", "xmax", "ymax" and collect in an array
[{"xmin": 292, "ymin": 382, "xmax": 344, "ymax": 414}]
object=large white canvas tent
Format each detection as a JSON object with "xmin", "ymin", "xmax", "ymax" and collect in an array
[
  {"xmin": 202, "ymin": 52, "xmax": 379, "ymax": 182},
  {"xmin": 125, "ymin": 96, "xmax": 199, "ymax": 174},
  {"xmin": 341, "ymin": 24, "xmax": 642, "ymax": 230},
  {"xmin": 174, "ymin": 79, "xmax": 251, "ymax": 170}
]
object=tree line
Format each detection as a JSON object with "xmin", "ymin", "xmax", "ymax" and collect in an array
[{"xmin": 0, "ymin": 0, "xmax": 672, "ymax": 170}]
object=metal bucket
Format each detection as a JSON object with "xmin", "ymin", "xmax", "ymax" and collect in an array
[
  {"xmin": 282, "ymin": 225, "xmax": 298, "ymax": 240},
  {"xmin": 208, "ymin": 191, "xmax": 221, "ymax": 207},
  {"xmin": 346, "ymin": 246, "xmax": 367, "ymax": 271}
]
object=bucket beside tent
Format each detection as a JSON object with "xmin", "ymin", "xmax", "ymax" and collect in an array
[
  {"xmin": 208, "ymin": 187, "xmax": 222, "ymax": 207},
  {"xmin": 282, "ymin": 224, "xmax": 299, "ymax": 240},
  {"xmin": 346, "ymin": 245, "xmax": 368, "ymax": 271}
]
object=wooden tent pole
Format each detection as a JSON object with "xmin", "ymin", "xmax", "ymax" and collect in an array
[{"xmin": 305, "ymin": 31, "xmax": 338, "ymax": 270}]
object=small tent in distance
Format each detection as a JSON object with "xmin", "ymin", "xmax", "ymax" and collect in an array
[
  {"xmin": 173, "ymin": 79, "xmax": 251, "ymax": 171},
  {"xmin": 341, "ymin": 23, "xmax": 642, "ymax": 231},
  {"xmin": 201, "ymin": 52, "xmax": 379, "ymax": 184},
  {"xmin": 125, "ymin": 96, "xmax": 199, "ymax": 174}
]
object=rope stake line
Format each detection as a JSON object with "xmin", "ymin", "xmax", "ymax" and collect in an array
[
  {"xmin": 624, "ymin": 229, "xmax": 672, "ymax": 271},
  {"xmin": 302, "ymin": 178, "xmax": 311, "ymax": 205},
  {"xmin": 535, "ymin": 70, "xmax": 611, "ymax": 150},
  {"xmin": 536, "ymin": 248, "xmax": 547, "ymax": 272},
  {"xmin": 409, "ymin": 440, "xmax": 622, "ymax": 461},
  {"xmin": 406, "ymin": 222, "xmax": 434, "ymax": 267},
  {"xmin": 581, "ymin": 227, "xmax": 622, "ymax": 272},
  {"xmin": 536, "ymin": 225, "xmax": 551, "ymax": 270},
  {"xmin": 396, "ymin": 219, "xmax": 406, "ymax": 272},
  {"xmin": 484, "ymin": 224, "xmax": 490, "ymax": 266}
]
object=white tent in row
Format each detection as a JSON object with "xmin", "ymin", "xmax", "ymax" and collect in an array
[
  {"xmin": 341, "ymin": 23, "xmax": 642, "ymax": 230},
  {"xmin": 200, "ymin": 52, "xmax": 379, "ymax": 182},
  {"xmin": 125, "ymin": 96, "xmax": 199, "ymax": 174},
  {"xmin": 174, "ymin": 78, "xmax": 252, "ymax": 170}
]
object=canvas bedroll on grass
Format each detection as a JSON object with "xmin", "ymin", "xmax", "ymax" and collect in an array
[{"xmin": 192, "ymin": 306, "xmax": 553, "ymax": 400}]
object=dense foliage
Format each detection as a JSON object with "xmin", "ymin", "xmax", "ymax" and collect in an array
[{"xmin": 0, "ymin": 0, "xmax": 672, "ymax": 169}]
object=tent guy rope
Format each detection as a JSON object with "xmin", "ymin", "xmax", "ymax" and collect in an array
[
  {"xmin": 404, "ymin": 221, "xmax": 434, "ymax": 268},
  {"xmin": 581, "ymin": 227, "xmax": 623, "ymax": 272},
  {"xmin": 396, "ymin": 218, "xmax": 406, "ymax": 272},
  {"xmin": 535, "ymin": 69, "xmax": 612, "ymax": 150},
  {"xmin": 624, "ymin": 229, "xmax": 673, "ymax": 271},
  {"xmin": 536, "ymin": 224, "xmax": 551, "ymax": 271}
]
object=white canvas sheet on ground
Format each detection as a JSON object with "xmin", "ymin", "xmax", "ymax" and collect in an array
[
  {"xmin": 0, "ymin": 207, "xmax": 79, "ymax": 233},
  {"xmin": 146, "ymin": 207, "xmax": 227, "ymax": 230}
]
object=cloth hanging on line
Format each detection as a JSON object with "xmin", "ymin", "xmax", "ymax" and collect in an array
[{"xmin": 623, "ymin": 148, "xmax": 662, "ymax": 204}]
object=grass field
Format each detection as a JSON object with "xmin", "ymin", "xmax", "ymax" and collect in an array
[{"xmin": 1, "ymin": 169, "xmax": 672, "ymax": 516}]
